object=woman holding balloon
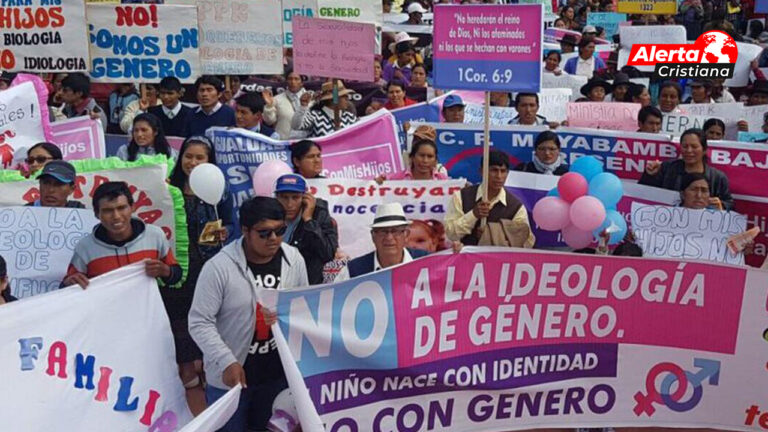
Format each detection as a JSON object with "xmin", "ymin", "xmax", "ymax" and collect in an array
[
  {"xmin": 532, "ymin": 156, "xmax": 628, "ymax": 250},
  {"xmin": 639, "ymin": 128, "xmax": 733, "ymax": 210},
  {"xmin": 514, "ymin": 131, "xmax": 570, "ymax": 176},
  {"xmin": 166, "ymin": 135, "xmax": 234, "ymax": 415}
]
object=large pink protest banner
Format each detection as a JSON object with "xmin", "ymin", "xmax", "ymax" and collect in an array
[
  {"xmin": 50, "ymin": 116, "xmax": 106, "ymax": 161},
  {"xmin": 708, "ymin": 141, "xmax": 768, "ymax": 198},
  {"xmin": 267, "ymin": 248, "xmax": 768, "ymax": 431},
  {"xmin": 566, "ymin": 102, "xmax": 641, "ymax": 131},
  {"xmin": 292, "ymin": 17, "xmax": 375, "ymax": 82}
]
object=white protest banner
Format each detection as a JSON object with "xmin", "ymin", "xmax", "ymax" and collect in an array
[
  {"xmin": 539, "ymin": 87, "xmax": 573, "ymax": 122},
  {"xmin": 0, "ymin": 264, "xmax": 192, "ymax": 430},
  {"xmin": 542, "ymin": 73, "xmax": 588, "ymax": 101},
  {"xmin": 50, "ymin": 116, "xmax": 107, "ymax": 161},
  {"xmin": 179, "ymin": 385, "xmax": 241, "ymax": 432},
  {"xmin": 0, "ymin": 156, "xmax": 185, "ymax": 260},
  {"xmin": 292, "ymin": 16, "xmax": 376, "ymax": 82},
  {"xmin": 87, "ymin": 4, "xmax": 200, "ymax": 83},
  {"xmin": 195, "ymin": 0, "xmax": 283, "ymax": 75},
  {"xmin": 263, "ymin": 248, "xmax": 768, "ymax": 432},
  {"xmin": 725, "ymin": 42, "xmax": 764, "ymax": 88},
  {"xmin": 661, "ymin": 112, "xmax": 711, "ymax": 136},
  {"xmin": 618, "ymin": 25, "xmax": 687, "ymax": 72},
  {"xmin": 464, "ymin": 88, "xmax": 572, "ymax": 124},
  {"xmin": 741, "ymin": 105, "xmax": 767, "ymax": 133},
  {"xmin": 316, "ymin": 0, "xmax": 382, "ymax": 24},
  {"xmin": 464, "ymin": 105, "xmax": 517, "ymax": 125},
  {"xmin": 0, "ymin": 79, "xmax": 52, "ymax": 168},
  {"xmin": 679, "ymin": 102, "xmax": 744, "ymax": 140},
  {"xmin": 282, "ymin": 0, "xmax": 318, "ymax": 47},
  {"xmin": 631, "ymin": 202, "xmax": 746, "ymax": 265},
  {"xmin": 0, "ymin": 207, "xmax": 98, "ymax": 299},
  {"xmin": 567, "ymin": 102, "xmax": 641, "ymax": 131},
  {"xmin": 307, "ymin": 178, "xmax": 465, "ymax": 257},
  {"xmin": 0, "ymin": 1, "xmax": 89, "ymax": 72}
]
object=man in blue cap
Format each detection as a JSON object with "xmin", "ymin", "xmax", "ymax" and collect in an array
[
  {"xmin": 273, "ymin": 173, "xmax": 338, "ymax": 285},
  {"xmin": 442, "ymin": 94, "xmax": 465, "ymax": 123},
  {"xmin": 25, "ymin": 160, "xmax": 85, "ymax": 208}
]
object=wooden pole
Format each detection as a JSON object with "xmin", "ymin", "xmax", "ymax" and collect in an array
[
  {"xmin": 333, "ymin": 78, "xmax": 341, "ymax": 130},
  {"xmin": 225, "ymin": 75, "xmax": 231, "ymax": 93},
  {"xmin": 481, "ymin": 90, "xmax": 491, "ymax": 228},
  {"xmin": 140, "ymin": 83, "xmax": 147, "ymax": 100}
]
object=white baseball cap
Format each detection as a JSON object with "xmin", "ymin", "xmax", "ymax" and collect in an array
[{"xmin": 407, "ymin": 3, "xmax": 428, "ymax": 14}]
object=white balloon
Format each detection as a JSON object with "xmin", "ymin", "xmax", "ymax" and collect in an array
[{"xmin": 189, "ymin": 163, "xmax": 226, "ymax": 205}]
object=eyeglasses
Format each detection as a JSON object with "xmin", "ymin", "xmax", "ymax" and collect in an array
[
  {"xmin": 536, "ymin": 146, "xmax": 560, "ymax": 153},
  {"xmin": 26, "ymin": 156, "xmax": 53, "ymax": 165},
  {"xmin": 253, "ymin": 226, "xmax": 287, "ymax": 239},
  {"xmin": 373, "ymin": 227, "xmax": 408, "ymax": 237}
]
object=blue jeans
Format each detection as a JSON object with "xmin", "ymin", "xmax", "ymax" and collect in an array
[{"xmin": 206, "ymin": 378, "xmax": 288, "ymax": 432}]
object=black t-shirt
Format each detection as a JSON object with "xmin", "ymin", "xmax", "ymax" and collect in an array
[{"xmin": 244, "ymin": 250, "xmax": 286, "ymax": 386}]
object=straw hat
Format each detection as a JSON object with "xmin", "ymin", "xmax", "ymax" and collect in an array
[
  {"xmin": 388, "ymin": 31, "xmax": 419, "ymax": 53},
  {"xmin": 370, "ymin": 203, "xmax": 411, "ymax": 228},
  {"xmin": 319, "ymin": 81, "xmax": 353, "ymax": 102}
]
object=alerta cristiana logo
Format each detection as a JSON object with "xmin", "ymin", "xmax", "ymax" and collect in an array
[{"xmin": 627, "ymin": 30, "xmax": 738, "ymax": 79}]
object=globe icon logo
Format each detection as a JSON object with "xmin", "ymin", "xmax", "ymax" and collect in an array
[{"xmin": 695, "ymin": 31, "xmax": 738, "ymax": 64}]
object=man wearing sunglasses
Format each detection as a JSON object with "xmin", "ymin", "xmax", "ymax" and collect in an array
[
  {"xmin": 189, "ymin": 196, "xmax": 308, "ymax": 432},
  {"xmin": 335, "ymin": 202, "xmax": 429, "ymax": 281},
  {"xmin": 24, "ymin": 161, "xmax": 85, "ymax": 209}
]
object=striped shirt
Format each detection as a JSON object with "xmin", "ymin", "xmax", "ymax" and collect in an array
[{"xmin": 67, "ymin": 219, "xmax": 179, "ymax": 281}]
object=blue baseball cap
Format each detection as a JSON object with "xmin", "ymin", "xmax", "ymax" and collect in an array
[
  {"xmin": 275, "ymin": 174, "xmax": 307, "ymax": 194},
  {"xmin": 443, "ymin": 94, "xmax": 465, "ymax": 109}
]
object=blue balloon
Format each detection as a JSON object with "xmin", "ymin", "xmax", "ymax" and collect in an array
[
  {"xmin": 589, "ymin": 172, "xmax": 624, "ymax": 208},
  {"xmin": 592, "ymin": 210, "xmax": 627, "ymax": 245},
  {"xmin": 547, "ymin": 187, "xmax": 560, "ymax": 197},
  {"xmin": 570, "ymin": 156, "xmax": 603, "ymax": 183}
]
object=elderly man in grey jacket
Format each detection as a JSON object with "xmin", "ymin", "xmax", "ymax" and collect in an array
[{"xmin": 189, "ymin": 196, "xmax": 308, "ymax": 432}]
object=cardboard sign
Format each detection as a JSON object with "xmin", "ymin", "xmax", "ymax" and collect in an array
[
  {"xmin": 679, "ymin": 102, "xmax": 744, "ymax": 140},
  {"xmin": 0, "ymin": 81, "xmax": 51, "ymax": 168},
  {"xmin": 50, "ymin": 116, "xmax": 107, "ymax": 161},
  {"xmin": 542, "ymin": 73, "xmax": 588, "ymax": 101},
  {"xmin": 586, "ymin": 12, "xmax": 627, "ymax": 38},
  {"xmin": 617, "ymin": 0, "xmax": 676, "ymax": 14},
  {"xmin": 632, "ymin": 203, "xmax": 746, "ymax": 265},
  {"xmin": 566, "ymin": 102, "xmax": 641, "ymax": 131},
  {"xmin": 738, "ymin": 131, "xmax": 768, "ymax": 142},
  {"xmin": 0, "ymin": 207, "xmax": 98, "ymax": 299},
  {"xmin": 0, "ymin": 0, "xmax": 90, "ymax": 72},
  {"xmin": 724, "ymin": 42, "xmax": 764, "ymax": 88},
  {"xmin": 433, "ymin": 5, "xmax": 543, "ymax": 92},
  {"xmin": 292, "ymin": 16, "xmax": 375, "ymax": 82},
  {"xmin": 87, "ymin": 4, "xmax": 200, "ymax": 83},
  {"xmin": 263, "ymin": 249, "xmax": 768, "ymax": 431},
  {"xmin": 282, "ymin": 0, "xmax": 318, "ymax": 47},
  {"xmin": 0, "ymin": 264, "xmax": 193, "ymax": 430},
  {"xmin": 195, "ymin": 0, "xmax": 283, "ymax": 75},
  {"xmin": 316, "ymin": 0, "xmax": 382, "ymax": 23},
  {"xmin": 618, "ymin": 25, "xmax": 686, "ymax": 72},
  {"xmin": 661, "ymin": 113, "xmax": 711, "ymax": 136}
]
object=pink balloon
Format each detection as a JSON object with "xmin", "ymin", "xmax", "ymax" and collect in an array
[
  {"xmin": 557, "ymin": 172, "xmax": 588, "ymax": 203},
  {"xmin": 569, "ymin": 196, "xmax": 607, "ymax": 231},
  {"xmin": 532, "ymin": 196, "xmax": 571, "ymax": 231},
  {"xmin": 561, "ymin": 224, "xmax": 595, "ymax": 249},
  {"xmin": 252, "ymin": 160, "xmax": 293, "ymax": 197}
]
